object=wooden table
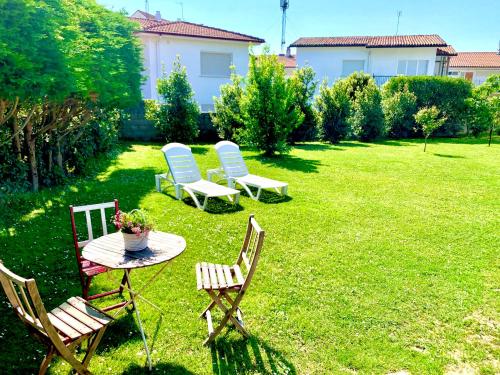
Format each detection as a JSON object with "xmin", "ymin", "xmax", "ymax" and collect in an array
[{"xmin": 82, "ymin": 231, "xmax": 186, "ymax": 370}]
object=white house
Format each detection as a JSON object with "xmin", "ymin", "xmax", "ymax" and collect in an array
[
  {"xmin": 290, "ymin": 34, "xmax": 453, "ymax": 85},
  {"xmin": 449, "ymin": 52, "xmax": 500, "ymax": 85},
  {"xmin": 130, "ymin": 10, "xmax": 264, "ymax": 111}
]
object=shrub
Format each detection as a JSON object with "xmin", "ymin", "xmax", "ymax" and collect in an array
[
  {"xmin": 288, "ymin": 66, "xmax": 319, "ymax": 143},
  {"xmin": 315, "ymin": 79, "xmax": 351, "ymax": 143},
  {"xmin": 382, "ymin": 86, "xmax": 418, "ymax": 138},
  {"xmin": 211, "ymin": 69, "xmax": 245, "ymax": 141},
  {"xmin": 241, "ymin": 52, "xmax": 303, "ymax": 155},
  {"xmin": 347, "ymin": 74, "xmax": 384, "ymax": 141},
  {"xmin": 414, "ymin": 106, "xmax": 446, "ymax": 152},
  {"xmin": 146, "ymin": 56, "xmax": 200, "ymax": 143},
  {"xmin": 474, "ymin": 75, "xmax": 500, "ymax": 144},
  {"xmin": 383, "ymin": 76, "xmax": 472, "ymax": 136}
]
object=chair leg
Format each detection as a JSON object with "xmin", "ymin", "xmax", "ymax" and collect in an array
[
  {"xmin": 83, "ymin": 276, "xmax": 92, "ymax": 300},
  {"xmin": 82, "ymin": 328, "xmax": 107, "ymax": 368},
  {"xmin": 119, "ymin": 270, "xmax": 129, "ymax": 294},
  {"xmin": 38, "ymin": 346, "xmax": 56, "ymax": 375},
  {"xmin": 200, "ymin": 300, "xmax": 216, "ymax": 318}
]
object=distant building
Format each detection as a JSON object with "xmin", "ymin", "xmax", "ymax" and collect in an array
[
  {"xmin": 290, "ymin": 34, "xmax": 454, "ymax": 85},
  {"xmin": 449, "ymin": 52, "xmax": 500, "ymax": 85},
  {"xmin": 276, "ymin": 48, "xmax": 297, "ymax": 76},
  {"xmin": 130, "ymin": 10, "xmax": 264, "ymax": 111}
]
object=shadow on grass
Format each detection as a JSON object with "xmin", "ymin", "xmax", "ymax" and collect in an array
[
  {"xmin": 293, "ymin": 143, "xmax": 336, "ymax": 152},
  {"xmin": 338, "ymin": 141, "xmax": 371, "ymax": 148},
  {"xmin": 210, "ymin": 336, "xmax": 296, "ymax": 375},
  {"xmin": 159, "ymin": 187, "xmax": 244, "ymax": 214},
  {"xmin": 247, "ymin": 154, "xmax": 321, "ymax": 173},
  {"xmin": 123, "ymin": 362, "xmax": 196, "ymax": 374},
  {"xmin": 190, "ymin": 145, "xmax": 209, "ymax": 155},
  {"xmin": 239, "ymin": 188, "xmax": 292, "ymax": 205},
  {"xmin": 97, "ymin": 311, "xmax": 142, "ymax": 352},
  {"xmin": 433, "ymin": 153, "xmax": 466, "ymax": 159}
]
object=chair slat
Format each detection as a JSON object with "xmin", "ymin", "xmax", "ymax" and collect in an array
[
  {"xmin": 215, "ymin": 264, "xmax": 227, "ymax": 289},
  {"xmin": 58, "ymin": 303, "xmax": 103, "ymax": 331},
  {"xmin": 100, "ymin": 208, "xmax": 108, "ymax": 236},
  {"xmin": 195, "ymin": 263, "xmax": 203, "ymax": 290},
  {"xmin": 51, "ymin": 307, "xmax": 93, "ymax": 335},
  {"xmin": 223, "ymin": 265, "xmax": 234, "ymax": 288},
  {"xmin": 201, "ymin": 262, "xmax": 210, "ymax": 289},
  {"xmin": 18, "ymin": 285, "xmax": 37, "ymax": 323},
  {"xmin": 233, "ymin": 265, "xmax": 245, "ymax": 285},
  {"xmin": 85, "ymin": 210, "xmax": 93, "ymax": 241},
  {"xmin": 241, "ymin": 253, "xmax": 251, "ymax": 272},
  {"xmin": 66, "ymin": 297, "xmax": 112, "ymax": 325},
  {"xmin": 208, "ymin": 264, "xmax": 218, "ymax": 289},
  {"xmin": 48, "ymin": 313, "xmax": 81, "ymax": 340}
]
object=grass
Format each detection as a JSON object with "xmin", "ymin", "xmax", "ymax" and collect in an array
[{"xmin": 0, "ymin": 137, "xmax": 498, "ymax": 374}]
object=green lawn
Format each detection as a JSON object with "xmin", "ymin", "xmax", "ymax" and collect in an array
[{"xmin": 0, "ymin": 138, "xmax": 498, "ymax": 374}]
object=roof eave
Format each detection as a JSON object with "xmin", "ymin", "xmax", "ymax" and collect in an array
[{"xmin": 138, "ymin": 30, "xmax": 265, "ymax": 44}]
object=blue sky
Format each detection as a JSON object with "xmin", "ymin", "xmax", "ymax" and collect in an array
[{"xmin": 98, "ymin": 0, "xmax": 499, "ymax": 53}]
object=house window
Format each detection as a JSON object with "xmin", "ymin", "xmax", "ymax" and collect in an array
[
  {"xmin": 397, "ymin": 60, "xmax": 429, "ymax": 76},
  {"xmin": 200, "ymin": 52, "xmax": 232, "ymax": 77},
  {"xmin": 341, "ymin": 60, "xmax": 365, "ymax": 77}
]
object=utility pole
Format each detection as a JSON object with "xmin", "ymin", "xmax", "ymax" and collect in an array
[
  {"xmin": 280, "ymin": 0, "xmax": 289, "ymax": 53},
  {"xmin": 145, "ymin": 0, "xmax": 149, "ymax": 13},
  {"xmin": 395, "ymin": 10, "xmax": 402, "ymax": 35},
  {"xmin": 176, "ymin": 1, "xmax": 184, "ymax": 20}
]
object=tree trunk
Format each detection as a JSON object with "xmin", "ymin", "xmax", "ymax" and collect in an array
[
  {"xmin": 56, "ymin": 135, "xmax": 63, "ymax": 171},
  {"xmin": 488, "ymin": 126, "xmax": 493, "ymax": 147},
  {"xmin": 424, "ymin": 137, "xmax": 428, "ymax": 152},
  {"xmin": 25, "ymin": 122, "xmax": 39, "ymax": 192},
  {"xmin": 12, "ymin": 116, "xmax": 22, "ymax": 161}
]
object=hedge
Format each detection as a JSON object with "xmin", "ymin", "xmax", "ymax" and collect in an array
[{"xmin": 383, "ymin": 76, "xmax": 472, "ymax": 136}]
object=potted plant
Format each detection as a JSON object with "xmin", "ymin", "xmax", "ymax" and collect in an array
[{"xmin": 112, "ymin": 209, "xmax": 154, "ymax": 251}]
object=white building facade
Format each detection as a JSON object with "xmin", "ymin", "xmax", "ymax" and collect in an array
[
  {"xmin": 131, "ymin": 10, "xmax": 264, "ymax": 111},
  {"xmin": 290, "ymin": 35, "xmax": 452, "ymax": 85},
  {"xmin": 449, "ymin": 52, "xmax": 500, "ymax": 85}
]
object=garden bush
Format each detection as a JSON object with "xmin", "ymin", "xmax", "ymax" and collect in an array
[
  {"xmin": 288, "ymin": 66, "xmax": 319, "ymax": 143},
  {"xmin": 211, "ymin": 69, "xmax": 245, "ymax": 141},
  {"xmin": 383, "ymin": 76, "xmax": 472, "ymax": 136},
  {"xmin": 146, "ymin": 57, "xmax": 200, "ymax": 143},
  {"xmin": 315, "ymin": 79, "xmax": 351, "ymax": 143},
  {"xmin": 382, "ymin": 86, "xmax": 418, "ymax": 138},
  {"xmin": 241, "ymin": 52, "xmax": 303, "ymax": 155},
  {"xmin": 338, "ymin": 72, "xmax": 384, "ymax": 141}
]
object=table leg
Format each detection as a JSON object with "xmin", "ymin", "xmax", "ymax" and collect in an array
[{"xmin": 125, "ymin": 269, "xmax": 152, "ymax": 370}]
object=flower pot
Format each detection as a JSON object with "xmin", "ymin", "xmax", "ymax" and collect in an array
[{"xmin": 122, "ymin": 232, "xmax": 149, "ymax": 252}]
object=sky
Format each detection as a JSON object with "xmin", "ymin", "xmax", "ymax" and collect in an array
[{"xmin": 98, "ymin": 0, "xmax": 499, "ymax": 54}]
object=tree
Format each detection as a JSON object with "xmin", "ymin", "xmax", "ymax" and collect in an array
[
  {"xmin": 147, "ymin": 56, "xmax": 200, "ymax": 143},
  {"xmin": 349, "ymin": 83, "xmax": 385, "ymax": 141},
  {"xmin": 315, "ymin": 79, "xmax": 351, "ymax": 143},
  {"xmin": 0, "ymin": 0, "xmax": 143, "ymax": 191},
  {"xmin": 211, "ymin": 68, "xmax": 245, "ymax": 141},
  {"xmin": 473, "ymin": 75, "xmax": 500, "ymax": 146},
  {"xmin": 382, "ymin": 86, "xmax": 418, "ymax": 138},
  {"xmin": 288, "ymin": 66, "xmax": 318, "ymax": 143},
  {"xmin": 414, "ymin": 106, "xmax": 446, "ymax": 152},
  {"xmin": 241, "ymin": 52, "xmax": 303, "ymax": 155}
]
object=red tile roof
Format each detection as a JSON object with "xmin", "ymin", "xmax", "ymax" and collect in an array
[
  {"xmin": 436, "ymin": 45, "xmax": 457, "ymax": 56},
  {"xmin": 290, "ymin": 34, "xmax": 447, "ymax": 48},
  {"xmin": 130, "ymin": 13, "xmax": 264, "ymax": 44},
  {"xmin": 277, "ymin": 54, "xmax": 297, "ymax": 69},
  {"xmin": 450, "ymin": 52, "xmax": 500, "ymax": 69}
]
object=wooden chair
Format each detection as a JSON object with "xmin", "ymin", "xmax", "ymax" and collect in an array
[
  {"xmin": 195, "ymin": 215, "xmax": 265, "ymax": 345},
  {"xmin": 0, "ymin": 261, "xmax": 113, "ymax": 375},
  {"xmin": 69, "ymin": 200, "xmax": 128, "ymax": 310}
]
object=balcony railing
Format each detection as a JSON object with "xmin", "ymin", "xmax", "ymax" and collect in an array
[{"xmin": 372, "ymin": 75, "xmax": 394, "ymax": 86}]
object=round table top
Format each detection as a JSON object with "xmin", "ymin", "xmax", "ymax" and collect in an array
[{"xmin": 82, "ymin": 231, "xmax": 186, "ymax": 270}]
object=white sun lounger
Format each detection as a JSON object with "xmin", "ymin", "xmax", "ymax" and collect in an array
[
  {"xmin": 212, "ymin": 141, "xmax": 288, "ymax": 201},
  {"xmin": 156, "ymin": 143, "xmax": 240, "ymax": 210}
]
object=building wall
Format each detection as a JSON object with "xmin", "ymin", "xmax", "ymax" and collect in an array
[
  {"xmin": 448, "ymin": 68, "xmax": 500, "ymax": 85},
  {"xmin": 138, "ymin": 33, "xmax": 251, "ymax": 110},
  {"xmin": 295, "ymin": 46, "xmax": 438, "ymax": 84}
]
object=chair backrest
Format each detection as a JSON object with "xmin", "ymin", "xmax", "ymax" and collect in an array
[
  {"xmin": 161, "ymin": 143, "xmax": 202, "ymax": 184},
  {"xmin": 69, "ymin": 200, "xmax": 119, "ymax": 255},
  {"xmin": 237, "ymin": 215, "xmax": 265, "ymax": 292},
  {"xmin": 0, "ymin": 261, "xmax": 64, "ymax": 346},
  {"xmin": 214, "ymin": 141, "xmax": 249, "ymax": 178}
]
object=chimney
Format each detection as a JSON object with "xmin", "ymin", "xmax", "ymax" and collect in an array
[
  {"xmin": 286, "ymin": 47, "xmax": 292, "ymax": 57},
  {"xmin": 155, "ymin": 11, "xmax": 161, "ymax": 21}
]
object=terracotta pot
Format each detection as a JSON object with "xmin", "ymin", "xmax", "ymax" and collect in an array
[{"xmin": 122, "ymin": 232, "xmax": 149, "ymax": 252}]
